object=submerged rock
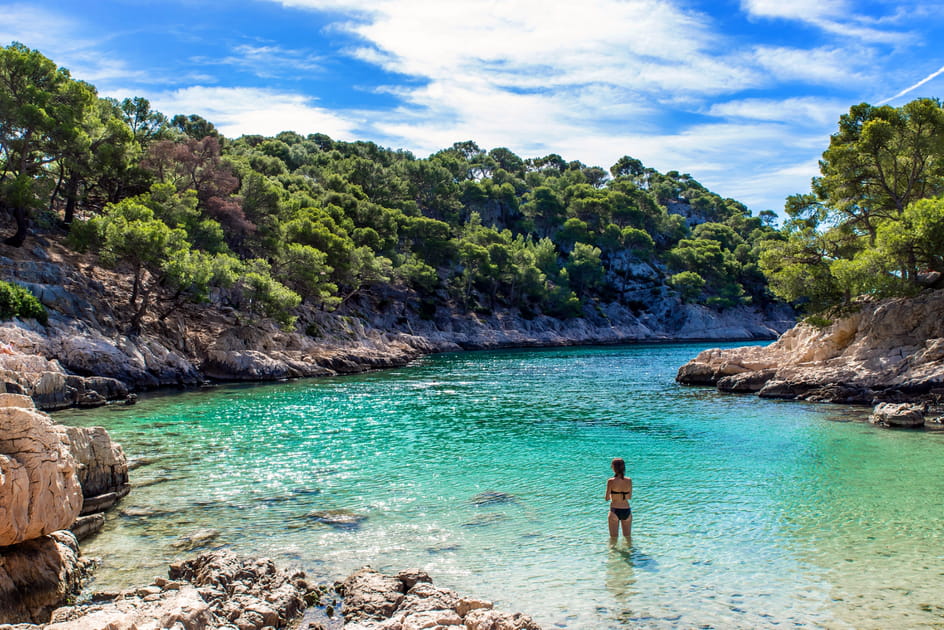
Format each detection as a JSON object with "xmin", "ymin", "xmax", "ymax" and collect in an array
[
  {"xmin": 172, "ymin": 527, "xmax": 221, "ymax": 551},
  {"xmin": 471, "ymin": 490, "xmax": 518, "ymax": 506},
  {"xmin": 869, "ymin": 402, "xmax": 926, "ymax": 428},
  {"xmin": 307, "ymin": 509, "xmax": 368, "ymax": 530},
  {"xmin": 69, "ymin": 513, "xmax": 105, "ymax": 542},
  {"xmin": 462, "ymin": 513, "xmax": 509, "ymax": 528}
]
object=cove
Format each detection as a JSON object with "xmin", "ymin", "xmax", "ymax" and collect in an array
[{"xmin": 55, "ymin": 342, "xmax": 944, "ymax": 629}]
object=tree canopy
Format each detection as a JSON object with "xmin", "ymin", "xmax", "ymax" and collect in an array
[
  {"xmin": 761, "ymin": 98, "xmax": 944, "ymax": 313},
  {"xmin": 2, "ymin": 43, "xmax": 786, "ymax": 332}
]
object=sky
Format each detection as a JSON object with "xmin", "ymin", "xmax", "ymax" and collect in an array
[{"xmin": 2, "ymin": 0, "xmax": 943, "ymax": 214}]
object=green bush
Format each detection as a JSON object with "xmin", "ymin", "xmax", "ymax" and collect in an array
[
  {"xmin": 803, "ymin": 314, "xmax": 833, "ymax": 329},
  {"xmin": 669, "ymin": 271, "xmax": 705, "ymax": 303},
  {"xmin": 0, "ymin": 281, "xmax": 48, "ymax": 324}
]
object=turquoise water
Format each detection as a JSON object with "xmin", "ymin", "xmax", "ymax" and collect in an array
[{"xmin": 56, "ymin": 343, "xmax": 944, "ymax": 629}]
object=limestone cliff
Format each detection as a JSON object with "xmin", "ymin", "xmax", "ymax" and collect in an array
[
  {"xmin": 676, "ymin": 290, "xmax": 944, "ymax": 428},
  {"xmin": 0, "ymin": 237, "xmax": 793, "ymax": 410}
]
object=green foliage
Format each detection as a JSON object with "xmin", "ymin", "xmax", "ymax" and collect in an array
[
  {"xmin": 669, "ymin": 271, "xmax": 706, "ymax": 303},
  {"xmin": 0, "ymin": 43, "xmax": 97, "ymax": 245},
  {"xmin": 803, "ymin": 315, "xmax": 833, "ymax": 329},
  {"xmin": 0, "ymin": 281, "xmax": 48, "ymax": 324},
  {"xmin": 566, "ymin": 243, "xmax": 605, "ymax": 294},
  {"xmin": 764, "ymin": 98, "xmax": 944, "ymax": 313},
  {"xmin": 395, "ymin": 254, "xmax": 440, "ymax": 293},
  {"xmin": 9, "ymin": 46, "xmax": 790, "ymax": 325},
  {"xmin": 239, "ymin": 259, "xmax": 302, "ymax": 327}
]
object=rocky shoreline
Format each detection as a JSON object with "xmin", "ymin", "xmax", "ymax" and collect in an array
[
  {"xmin": 0, "ymin": 394, "xmax": 128, "ymax": 623},
  {"xmin": 1, "ymin": 239, "xmax": 793, "ymax": 412},
  {"xmin": 676, "ymin": 289, "xmax": 944, "ymax": 429},
  {"xmin": 0, "ymin": 394, "xmax": 540, "ymax": 629}
]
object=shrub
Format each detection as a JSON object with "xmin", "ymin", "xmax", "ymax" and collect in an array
[
  {"xmin": 0, "ymin": 281, "xmax": 48, "ymax": 324},
  {"xmin": 804, "ymin": 314, "xmax": 833, "ymax": 329}
]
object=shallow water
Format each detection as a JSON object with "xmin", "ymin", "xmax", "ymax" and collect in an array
[{"xmin": 56, "ymin": 343, "xmax": 944, "ymax": 629}]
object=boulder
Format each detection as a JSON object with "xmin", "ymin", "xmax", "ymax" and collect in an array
[
  {"xmin": 338, "ymin": 567, "xmax": 540, "ymax": 630},
  {"xmin": 337, "ymin": 567, "xmax": 405, "ymax": 622},
  {"xmin": 869, "ymin": 402, "xmax": 926, "ymax": 428},
  {"xmin": 44, "ymin": 584, "xmax": 212, "ymax": 630},
  {"xmin": 0, "ymin": 394, "xmax": 82, "ymax": 546},
  {"xmin": 63, "ymin": 425, "xmax": 129, "ymax": 501},
  {"xmin": 0, "ymin": 531, "xmax": 87, "ymax": 624},
  {"xmin": 464, "ymin": 608, "xmax": 542, "ymax": 630},
  {"xmin": 396, "ymin": 568, "xmax": 432, "ymax": 591},
  {"xmin": 168, "ymin": 550, "xmax": 305, "ymax": 628}
]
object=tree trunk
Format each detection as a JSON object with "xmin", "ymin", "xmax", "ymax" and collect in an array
[
  {"xmin": 129, "ymin": 288, "xmax": 151, "ymax": 335},
  {"xmin": 157, "ymin": 291, "xmax": 184, "ymax": 321},
  {"xmin": 3, "ymin": 206, "xmax": 29, "ymax": 247},
  {"xmin": 130, "ymin": 266, "xmax": 142, "ymax": 307},
  {"xmin": 63, "ymin": 172, "xmax": 80, "ymax": 225}
]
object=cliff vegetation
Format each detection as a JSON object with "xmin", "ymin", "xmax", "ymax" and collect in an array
[{"xmin": 1, "ymin": 42, "xmax": 783, "ymax": 336}]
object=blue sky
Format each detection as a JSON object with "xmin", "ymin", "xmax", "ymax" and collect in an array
[{"xmin": 3, "ymin": 0, "xmax": 943, "ymax": 214}]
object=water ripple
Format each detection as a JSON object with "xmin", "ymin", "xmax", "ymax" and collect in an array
[{"xmin": 57, "ymin": 343, "xmax": 944, "ymax": 629}]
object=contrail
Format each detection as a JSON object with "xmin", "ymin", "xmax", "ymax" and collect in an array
[{"xmin": 878, "ymin": 63, "xmax": 944, "ymax": 104}]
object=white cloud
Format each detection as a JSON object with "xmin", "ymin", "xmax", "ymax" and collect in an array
[
  {"xmin": 740, "ymin": 0, "xmax": 908, "ymax": 43},
  {"xmin": 130, "ymin": 86, "xmax": 363, "ymax": 139},
  {"xmin": 281, "ymin": 0, "xmax": 759, "ymax": 96},
  {"xmin": 0, "ymin": 4, "xmax": 89, "ymax": 53},
  {"xmin": 708, "ymin": 97, "xmax": 848, "ymax": 127},
  {"xmin": 753, "ymin": 46, "xmax": 869, "ymax": 85},
  {"xmin": 741, "ymin": 0, "xmax": 847, "ymax": 22},
  {"xmin": 192, "ymin": 44, "xmax": 325, "ymax": 80}
]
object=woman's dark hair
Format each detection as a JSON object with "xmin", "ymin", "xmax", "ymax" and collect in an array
[{"xmin": 611, "ymin": 457, "xmax": 626, "ymax": 479}]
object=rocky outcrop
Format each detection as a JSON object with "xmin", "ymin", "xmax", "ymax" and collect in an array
[
  {"xmin": 1, "ymin": 321, "xmax": 192, "ymax": 410},
  {"xmin": 0, "ymin": 394, "xmax": 82, "ymax": 546},
  {"xmin": 338, "ymin": 566, "xmax": 541, "ymax": 630},
  {"xmin": 28, "ymin": 550, "xmax": 309, "ymax": 630},
  {"xmin": 1, "ymin": 554, "xmax": 543, "ymax": 630},
  {"xmin": 0, "ymin": 531, "xmax": 89, "ymax": 624},
  {"xmin": 0, "ymin": 344, "xmax": 129, "ymax": 411},
  {"xmin": 63, "ymin": 425, "xmax": 130, "ymax": 515},
  {"xmin": 677, "ymin": 290, "xmax": 944, "ymax": 426},
  {"xmin": 0, "ymin": 394, "xmax": 129, "ymax": 624}
]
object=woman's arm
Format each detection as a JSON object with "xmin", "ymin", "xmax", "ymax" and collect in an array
[
  {"xmin": 627, "ymin": 479, "xmax": 633, "ymax": 501},
  {"xmin": 604, "ymin": 478, "xmax": 611, "ymax": 501}
]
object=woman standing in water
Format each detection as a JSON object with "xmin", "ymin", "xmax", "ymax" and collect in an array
[{"xmin": 605, "ymin": 457, "xmax": 632, "ymax": 541}]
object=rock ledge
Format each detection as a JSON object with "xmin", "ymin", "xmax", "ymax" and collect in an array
[{"xmin": 677, "ymin": 290, "xmax": 944, "ymax": 428}]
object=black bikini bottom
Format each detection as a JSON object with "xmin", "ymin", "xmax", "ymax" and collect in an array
[{"xmin": 611, "ymin": 507, "xmax": 632, "ymax": 521}]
